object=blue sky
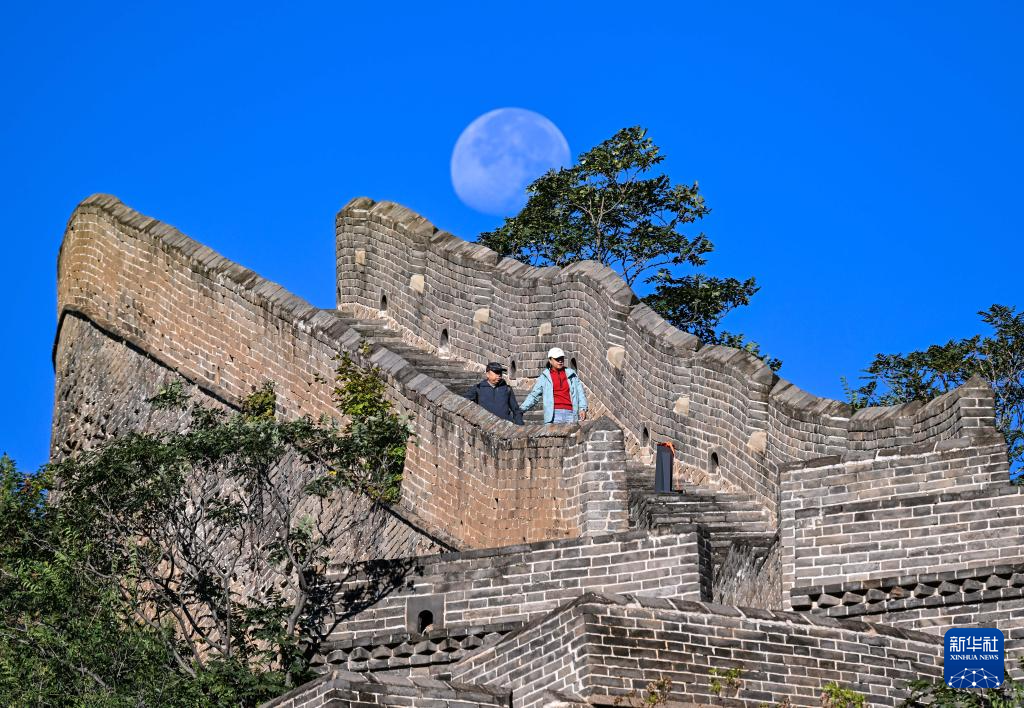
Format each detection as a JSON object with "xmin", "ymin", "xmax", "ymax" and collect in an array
[{"xmin": 2, "ymin": 2, "xmax": 1022, "ymax": 471}]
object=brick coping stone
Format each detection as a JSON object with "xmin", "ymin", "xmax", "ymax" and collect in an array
[
  {"xmin": 259, "ymin": 669, "xmax": 510, "ymax": 708},
  {"xmin": 329, "ymin": 520, "xmax": 703, "ymax": 582},
  {"xmin": 490, "ymin": 591, "xmax": 945, "ymax": 650}
]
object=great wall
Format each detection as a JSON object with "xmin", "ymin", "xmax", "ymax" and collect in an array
[{"xmin": 51, "ymin": 193, "xmax": 1024, "ymax": 706}]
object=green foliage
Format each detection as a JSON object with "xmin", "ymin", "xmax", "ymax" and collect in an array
[
  {"xmin": 903, "ymin": 665, "xmax": 1024, "ymax": 707},
  {"xmin": 709, "ymin": 666, "xmax": 743, "ymax": 697},
  {"xmin": 479, "ymin": 126, "xmax": 711, "ymax": 281},
  {"xmin": 149, "ymin": 378, "xmax": 189, "ymax": 410},
  {"xmin": 643, "ymin": 271, "xmax": 759, "ymax": 345},
  {"xmin": 333, "ymin": 342, "xmax": 412, "ymax": 502},
  {"xmin": 479, "ymin": 125, "xmax": 776, "ymax": 369},
  {"xmin": 846, "ymin": 304, "xmax": 1024, "ymax": 474},
  {"xmin": 0, "ymin": 455, "xmax": 217, "ymax": 706},
  {"xmin": 821, "ymin": 682, "xmax": 865, "ymax": 708},
  {"xmin": 334, "ymin": 342, "xmax": 392, "ymax": 418},
  {"xmin": 0, "ymin": 353, "xmax": 412, "ymax": 706},
  {"xmin": 715, "ymin": 330, "xmax": 783, "ymax": 373},
  {"xmin": 613, "ymin": 676, "xmax": 673, "ymax": 706},
  {"xmin": 242, "ymin": 381, "xmax": 277, "ymax": 420}
]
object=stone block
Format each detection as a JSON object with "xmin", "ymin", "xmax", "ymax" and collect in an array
[
  {"xmin": 606, "ymin": 345, "xmax": 626, "ymax": 370},
  {"xmin": 410, "ymin": 273, "xmax": 425, "ymax": 294},
  {"xmin": 747, "ymin": 430, "xmax": 767, "ymax": 456},
  {"xmin": 673, "ymin": 396, "xmax": 690, "ymax": 416}
]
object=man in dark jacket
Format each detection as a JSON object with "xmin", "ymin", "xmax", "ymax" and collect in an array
[{"xmin": 464, "ymin": 362, "xmax": 524, "ymax": 424}]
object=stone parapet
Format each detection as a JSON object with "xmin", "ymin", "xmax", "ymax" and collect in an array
[
  {"xmin": 315, "ymin": 622, "xmax": 518, "ymax": 674},
  {"xmin": 335, "ymin": 197, "xmax": 1003, "ymax": 519},
  {"xmin": 791, "ymin": 560, "xmax": 1024, "ymax": 666},
  {"xmin": 260, "ymin": 670, "xmax": 509, "ymax": 708},
  {"xmin": 326, "ymin": 525, "xmax": 709, "ymax": 645},
  {"xmin": 780, "ymin": 431, "xmax": 1018, "ymax": 595},
  {"xmin": 55, "ymin": 195, "xmax": 628, "ymax": 549},
  {"xmin": 792, "ymin": 560, "xmax": 1024, "ymax": 617},
  {"xmin": 447, "ymin": 592, "xmax": 944, "ymax": 707}
]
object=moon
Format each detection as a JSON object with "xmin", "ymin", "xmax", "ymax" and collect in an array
[{"xmin": 451, "ymin": 108, "xmax": 571, "ymax": 216}]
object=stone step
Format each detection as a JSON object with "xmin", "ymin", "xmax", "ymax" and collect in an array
[
  {"xmin": 628, "ymin": 459, "xmax": 774, "ymax": 552},
  {"xmin": 643, "ymin": 505, "xmax": 772, "ymax": 529},
  {"xmin": 641, "ymin": 492, "xmax": 766, "ymax": 509},
  {"xmin": 414, "ymin": 370, "xmax": 479, "ymax": 384},
  {"xmin": 648, "ymin": 510, "xmax": 770, "ymax": 526},
  {"xmin": 328, "ymin": 313, "xmax": 552, "ymax": 427},
  {"xmin": 707, "ymin": 531, "xmax": 779, "ymax": 557},
  {"xmin": 648, "ymin": 505, "xmax": 773, "ymax": 526},
  {"xmin": 631, "ymin": 489, "xmax": 754, "ymax": 506},
  {"xmin": 626, "ymin": 472, "xmax": 758, "ymax": 503},
  {"xmin": 657, "ymin": 501, "xmax": 765, "ymax": 519}
]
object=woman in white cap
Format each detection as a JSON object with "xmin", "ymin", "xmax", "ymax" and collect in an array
[{"xmin": 521, "ymin": 347, "xmax": 588, "ymax": 424}]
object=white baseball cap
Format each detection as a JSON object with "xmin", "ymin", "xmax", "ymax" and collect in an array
[{"xmin": 547, "ymin": 347, "xmax": 566, "ymax": 359}]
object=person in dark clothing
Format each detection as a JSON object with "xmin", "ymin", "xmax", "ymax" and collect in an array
[{"xmin": 464, "ymin": 362, "xmax": 524, "ymax": 424}]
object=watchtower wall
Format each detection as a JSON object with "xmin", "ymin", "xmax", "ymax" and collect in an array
[{"xmin": 335, "ymin": 198, "xmax": 997, "ymax": 521}]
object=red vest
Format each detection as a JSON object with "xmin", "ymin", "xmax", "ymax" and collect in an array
[{"xmin": 552, "ymin": 368, "xmax": 573, "ymax": 410}]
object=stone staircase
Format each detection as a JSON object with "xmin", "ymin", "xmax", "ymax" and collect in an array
[
  {"xmin": 626, "ymin": 462, "xmax": 777, "ymax": 576},
  {"xmin": 331, "ymin": 308, "xmax": 545, "ymax": 423},
  {"xmin": 331, "ymin": 308, "xmax": 775, "ymax": 568}
]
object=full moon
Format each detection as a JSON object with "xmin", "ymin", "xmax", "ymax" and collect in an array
[{"xmin": 451, "ymin": 108, "xmax": 570, "ymax": 216}]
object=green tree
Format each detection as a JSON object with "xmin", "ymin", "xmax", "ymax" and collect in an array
[
  {"xmin": 0, "ymin": 346, "xmax": 414, "ymax": 706},
  {"xmin": 821, "ymin": 681, "xmax": 865, "ymax": 708},
  {"xmin": 844, "ymin": 304, "xmax": 1024, "ymax": 475},
  {"xmin": 0, "ymin": 455, "xmax": 209, "ymax": 707},
  {"xmin": 903, "ymin": 664, "xmax": 1024, "ymax": 706},
  {"xmin": 479, "ymin": 126, "xmax": 778, "ymax": 369},
  {"xmin": 332, "ymin": 342, "xmax": 412, "ymax": 503}
]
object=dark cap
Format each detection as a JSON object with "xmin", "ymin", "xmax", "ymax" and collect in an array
[{"xmin": 485, "ymin": 362, "xmax": 507, "ymax": 374}]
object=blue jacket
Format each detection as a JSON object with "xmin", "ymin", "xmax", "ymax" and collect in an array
[{"xmin": 521, "ymin": 367, "xmax": 588, "ymax": 423}]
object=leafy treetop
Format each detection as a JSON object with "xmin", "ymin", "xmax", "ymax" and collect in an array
[
  {"xmin": 479, "ymin": 126, "xmax": 777, "ymax": 370},
  {"xmin": 845, "ymin": 304, "xmax": 1024, "ymax": 476}
]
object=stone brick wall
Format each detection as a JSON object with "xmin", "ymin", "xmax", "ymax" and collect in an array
[
  {"xmin": 51, "ymin": 312, "xmax": 198, "ymax": 460},
  {"xmin": 888, "ymin": 600, "xmax": 1024, "ymax": 669},
  {"xmin": 560, "ymin": 418, "xmax": 629, "ymax": 537},
  {"xmin": 450, "ymin": 595, "xmax": 591, "ymax": 706},
  {"xmin": 316, "ymin": 622, "xmax": 519, "ymax": 675},
  {"xmin": 56, "ymin": 195, "xmax": 627, "ymax": 549},
  {"xmin": 262, "ymin": 670, "xmax": 509, "ymax": 708},
  {"xmin": 326, "ymin": 526, "xmax": 707, "ymax": 645},
  {"xmin": 335, "ymin": 198, "xmax": 1002, "ymax": 519},
  {"xmin": 52, "ymin": 311, "xmax": 448, "ymax": 563},
  {"xmin": 449, "ymin": 593, "xmax": 944, "ymax": 708},
  {"xmin": 792, "ymin": 561, "xmax": 1024, "ymax": 666},
  {"xmin": 398, "ymin": 402, "xmax": 630, "ymax": 547},
  {"xmin": 781, "ymin": 431, "xmax": 1020, "ymax": 596},
  {"xmin": 847, "ymin": 381, "xmax": 997, "ymax": 450}
]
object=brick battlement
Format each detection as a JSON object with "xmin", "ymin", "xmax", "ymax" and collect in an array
[
  {"xmin": 335, "ymin": 197, "xmax": 1001, "ymax": 518},
  {"xmin": 54, "ymin": 195, "xmax": 630, "ymax": 549},
  {"xmin": 51, "ymin": 194, "xmax": 1021, "ymax": 707},
  {"xmin": 447, "ymin": 592, "xmax": 944, "ymax": 707}
]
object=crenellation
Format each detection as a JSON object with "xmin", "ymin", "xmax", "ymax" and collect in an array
[{"xmin": 51, "ymin": 194, "xmax": 1024, "ymax": 707}]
